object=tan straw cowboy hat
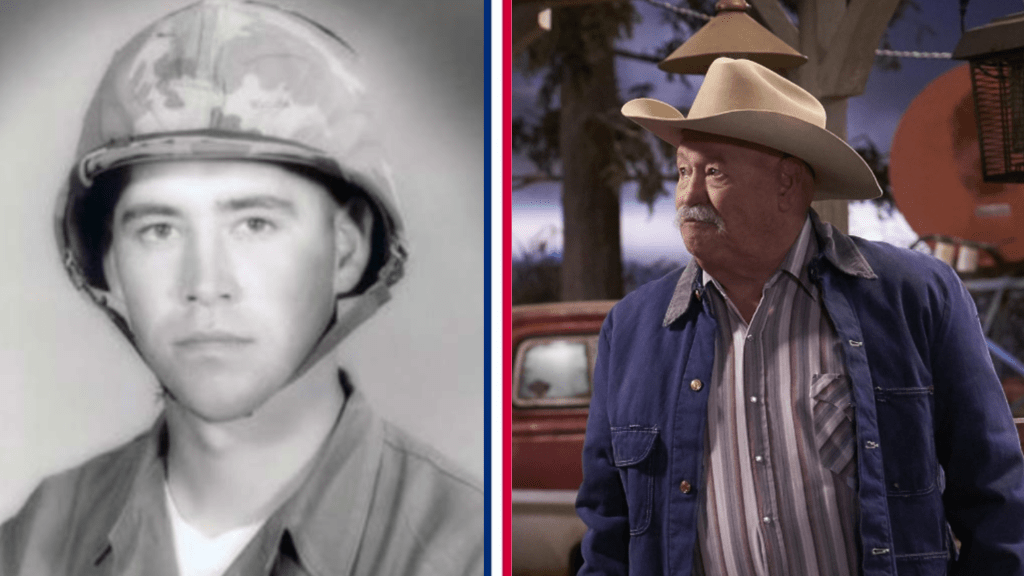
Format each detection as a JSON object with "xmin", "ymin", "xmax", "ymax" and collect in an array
[{"xmin": 622, "ymin": 57, "xmax": 882, "ymax": 201}]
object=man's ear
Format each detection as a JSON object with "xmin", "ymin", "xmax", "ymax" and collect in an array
[
  {"xmin": 776, "ymin": 156, "xmax": 814, "ymax": 213},
  {"xmin": 102, "ymin": 252, "xmax": 130, "ymax": 320},
  {"xmin": 332, "ymin": 202, "xmax": 372, "ymax": 295}
]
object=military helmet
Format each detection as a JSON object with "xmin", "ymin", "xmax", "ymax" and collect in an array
[{"xmin": 56, "ymin": 0, "xmax": 407, "ymax": 310}]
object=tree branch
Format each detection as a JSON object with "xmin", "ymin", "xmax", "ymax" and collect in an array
[
  {"xmin": 613, "ymin": 48, "xmax": 663, "ymax": 63},
  {"xmin": 512, "ymin": 172, "xmax": 560, "ymax": 189},
  {"xmin": 512, "ymin": 172, "xmax": 677, "ymax": 190}
]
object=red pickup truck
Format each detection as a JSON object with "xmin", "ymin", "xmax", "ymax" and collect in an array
[{"xmin": 510, "ymin": 300, "xmax": 614, "ymax": 576}]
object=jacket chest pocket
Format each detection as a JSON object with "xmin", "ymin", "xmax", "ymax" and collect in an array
[
  {"xmin": 610, "ymin": 426, "xmax": 659, "ymax": 536},
  {"xmin": 873, "ymin": 386, "xmax": 937, "ymax": 495}
]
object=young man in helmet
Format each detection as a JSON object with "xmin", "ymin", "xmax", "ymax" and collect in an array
[{"xmin": 0, "ymin": 2, "xmax": 482, "ymax": 575}]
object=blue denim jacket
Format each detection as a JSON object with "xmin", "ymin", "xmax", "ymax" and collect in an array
[{"xmin": 576, "ymin": 213, "xmax": 1024, "ymax": 575}]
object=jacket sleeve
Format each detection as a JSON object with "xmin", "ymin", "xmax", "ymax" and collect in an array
[
  {"xmin": 576, "ymin": 312, "xmax": 630, "ymax": 576},
  {"xmin": 931, "ymin": 266, "xmax": 1024, "ymax": 574}
]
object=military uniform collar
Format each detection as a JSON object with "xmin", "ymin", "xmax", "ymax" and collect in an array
[{"xmin": 92, "ymin": 372, "xmax": 383, "ymax": 576}]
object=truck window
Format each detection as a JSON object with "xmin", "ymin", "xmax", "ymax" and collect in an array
[{"xmin": 512, "ymin": 335, "xmax": 597, "ymax": 408}]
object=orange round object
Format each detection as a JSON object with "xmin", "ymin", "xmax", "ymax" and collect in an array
[{"xmin": 890, "ymin": 64, "xmax": 1024, "ymax": 262}]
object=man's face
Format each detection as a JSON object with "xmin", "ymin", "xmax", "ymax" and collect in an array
[
  {"xmin": 674, "ymin": 131, "xmax": 788, "ymax": 271},
  {"xmin": 103, "ymin": 160, "xmax": 357, "ymax": 423}
]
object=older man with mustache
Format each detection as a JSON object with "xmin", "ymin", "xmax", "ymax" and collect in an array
[{"xmin": 575, "ymin": 57, "xmax": 1024, "ymax": 576}]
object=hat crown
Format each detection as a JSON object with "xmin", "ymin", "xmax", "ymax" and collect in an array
[{"xmin": 689, "ymin": 58, "xmax": 826, "ymax": 128}]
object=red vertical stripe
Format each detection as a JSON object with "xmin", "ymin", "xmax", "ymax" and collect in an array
[{"xmin": 502, "ymin": 0, "xmax": 513, "ymax": 573}]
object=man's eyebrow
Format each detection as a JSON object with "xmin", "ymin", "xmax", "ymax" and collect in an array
[
  {"xmin": 119, "ymin": 204, "xmax": 181, "ymax": 226},
  {"xmin": 219, "ymin": 195, "xmax": 297, "ymax": 214}
]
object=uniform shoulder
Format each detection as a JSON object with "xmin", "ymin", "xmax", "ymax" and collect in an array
[
  {"xmin": 1, "ymin": 429, "xmax": 152, "ymax": 571},
  {"xmin": 379, "ymin": 420, "xmax": 483, "ymax": 504},
  {"xmin": 363, "ymin": 421, "xmax": 483, "ymax": 576},
  {"xmin": 5, "ymin": 429, "xmax": 150, "ymax": 522}
]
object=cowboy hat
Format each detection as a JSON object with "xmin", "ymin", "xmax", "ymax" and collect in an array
[{"xmin": 622, "ymin": 57, "xmax": 881, "ymax": 201}]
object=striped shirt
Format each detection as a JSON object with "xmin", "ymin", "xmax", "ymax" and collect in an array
[{"xmin": 694, "ymin": 218, "xmax": 858, "ymax": 576}]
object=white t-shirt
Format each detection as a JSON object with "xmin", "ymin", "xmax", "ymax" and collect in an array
[{"xmin": 164, "ymin": 484, "xmax": 267, "ymax": 576}]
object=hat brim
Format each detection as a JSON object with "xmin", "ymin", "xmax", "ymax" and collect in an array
[{"xmin": 622, "ymin": 98, "xmax": 882, "ymax": 202}]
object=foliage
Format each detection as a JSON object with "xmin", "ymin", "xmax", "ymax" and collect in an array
[
  {"xmin": 511, "ymin": 248, "xmax": 687, "ymax": 305},
  {"xmin": 851, "ymin": 137, "xmax": 895, "ymax": 213},
  {"xmin": 511, "ymin": 252, "xmax": 562, "ymax": 305},
  {"xmin": 624, "ymin": 258, "xmax": 687, "ymax": 292},
  {"xmin": 512, "ymin": 2, "xmax": 684, "ymax": 209}
]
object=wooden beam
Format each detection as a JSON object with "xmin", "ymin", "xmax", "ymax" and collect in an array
[
  {"xmin": 817, "ymin": 0, "xmax": 901, "ymax": 98},
  {"xmin": 746, "ymin": 0, "xmax": 799, "ymax": 49},
  {"xmin": 815, "ymin": 0, "xmax": 844, "ymax": 52}
]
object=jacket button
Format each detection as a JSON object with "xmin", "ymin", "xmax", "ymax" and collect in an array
[
  {"xmin": 679, "ymin": 480, "xmax": 692, "ymax": 494},
  {"xmin": 690, "ymin": 379, "xmax": 703, "ymax": 392}
]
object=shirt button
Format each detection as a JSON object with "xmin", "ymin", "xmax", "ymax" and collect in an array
[
  {"xmin": 762, "ymin": 516, "xmax": 772, "ymax": 524},
  {"xmin": 754, "ymin": 455, "xmax": 764, "ymax": 463},
  {"xmin": 679, "ymin": 480, "xmax": 692, "ymax": 494},
  {"xmin": 690, "ymin": 379, "xmax": 703, "ymax": 392},
  {"xmin": 749, "ymin": 396, "xmax": 758, "ymax": 403}
]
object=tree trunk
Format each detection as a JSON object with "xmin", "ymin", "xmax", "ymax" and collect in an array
[{"xmin": 558, "ymin": 6, "xmax": 623, "ymax": 301}]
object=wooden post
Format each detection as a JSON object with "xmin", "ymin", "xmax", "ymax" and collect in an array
[{"xmin": 750, "ymin": 0, "xmax": 900, "ymax": 234}]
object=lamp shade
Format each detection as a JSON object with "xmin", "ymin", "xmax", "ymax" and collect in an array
[{"xmin": 659, "ymin": 0, "xmax": 806, "ymax": 75}]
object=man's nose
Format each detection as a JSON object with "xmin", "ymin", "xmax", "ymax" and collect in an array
[
  {"xmin": 180, "ymin": 231, "xmax": 238, "ymax": 305},
  {"xmin": 676, "ymin": 172, "xmax": 707, "ymax": 207}
]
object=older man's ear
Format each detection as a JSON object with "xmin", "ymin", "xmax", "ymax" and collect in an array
[{"xmin": 776, "ymin": 156, "xmax": 815, "ymax": 214}]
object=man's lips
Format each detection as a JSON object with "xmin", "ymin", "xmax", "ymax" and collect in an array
[{"xmin": 174, "ymin": 332, "xmax": 254, "ymax": 349}]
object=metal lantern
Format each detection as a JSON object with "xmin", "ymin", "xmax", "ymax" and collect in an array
[
  {"xmin": 659, "ymin": 0, "xmax": 806, "ymax": 75},
  {"xmin": 953, "ymin": 12, "xmax": 1024, "ymax": 183}
]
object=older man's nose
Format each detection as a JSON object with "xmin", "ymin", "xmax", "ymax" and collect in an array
[{"xmin": 677, "ymin": 172, "xmax": 707, "ymax": 207}]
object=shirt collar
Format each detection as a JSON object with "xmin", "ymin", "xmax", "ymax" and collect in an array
[
  {"xmin": 93, "ymin": 372, "xmax": 384, "ymax": 576},
  {"xmin": 271, "ymin": 374, "xmax": 384, "ymax": 576},
  {"xmin": 93, "ymin": 418, "xmax": 176, "ymax": 571},
  {"xmin": 663, "ymin": 208, "xmax": 876, "ymax": 327},
  {"xmin": 777, "ymin": 216, "xmax": 817, "ymax": 297}
]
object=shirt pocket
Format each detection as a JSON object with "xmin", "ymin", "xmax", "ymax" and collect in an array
[
  {"xmin": 873, "ymin": 385, "xmax": 937, "ymax": 495},
  {"xmin": 610, "ymin": 426, "xmax": 659, "ymax": 536},
  {"xmin": 811, "ymin": 373, "xmax": 855, "ymax": 478}
]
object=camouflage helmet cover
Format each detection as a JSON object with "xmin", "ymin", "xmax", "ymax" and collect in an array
[{"xmin": 57, "ymin": 0, "xmax": 407, "ymax": 301}]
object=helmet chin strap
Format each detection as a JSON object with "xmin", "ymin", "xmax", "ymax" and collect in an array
[{"xmin": 288, "ymin": 281, "xmax": 392, "ymax": 384}]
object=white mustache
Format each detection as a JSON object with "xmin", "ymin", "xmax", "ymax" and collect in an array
[{"xmin": 675, "ymin": 204, "xmax": 725, "ymax": 231}]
